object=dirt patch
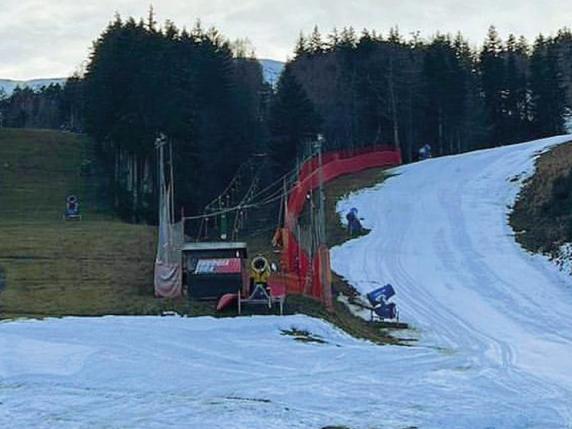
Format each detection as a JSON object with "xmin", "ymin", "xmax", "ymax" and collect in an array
[
  {"xmin": 281, "ymin": 328, "xmax": 328, "ymax": 344},
  {"xmin": 511, "ymin": 141, "xmax": 572, "ymax": 254}
]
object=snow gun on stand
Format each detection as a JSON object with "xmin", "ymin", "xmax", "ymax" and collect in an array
[{"xmin": 366, "ymin": 284, "xmax": 398, "ymax": 322}]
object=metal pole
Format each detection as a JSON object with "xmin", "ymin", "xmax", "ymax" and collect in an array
[
  {"xmin": 316, "ymin": 134, "xmax": 332, "ymax": 311},
  {"xmin": 169, "ymin": 140, "xmax": 175, "ymax": 224},
  {"xmin": 317, "ymin": 135, "xmax": 326, "ymax": 245}
]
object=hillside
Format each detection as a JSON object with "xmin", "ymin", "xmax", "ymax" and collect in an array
[
  {"xmin": 0, "ymin": 78, "xmax": 67, "ymax": 96},
  {"xmin": 511, "ymin": 141, "xmax": 572, "ymax": 259},
  {"xmin": 259, "ymin": 58, "xmax": 284, "ymax": 85},
  {"xmin": 0, "ymin": 129, "xmax": 158, "ymax": 318},
  {"xmin": 4, "ymin": 137, "xmax": 572, "ymax": 428},
  {"xmin": 332, "ymin": 135, "xmax": 572, "ymax": 427}
]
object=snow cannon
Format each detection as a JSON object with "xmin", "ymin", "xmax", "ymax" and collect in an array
[
  {"xmin": 64, "ymin": 195, "xmax": 81, "ymax": 221},
  {"xmin": 366, "ymin": 284, "xmax": 398, "ymax": 321},
  {"xmin": 374, "ymin": 302, "xmax": 397, "ymax": 320},
  {"xmin": 251, "ymin": 255, "xmax": 270, "ymax": 275},
  {"xmin": 366, "ymin": 284, "xmax": 395, "ymax": 307}
]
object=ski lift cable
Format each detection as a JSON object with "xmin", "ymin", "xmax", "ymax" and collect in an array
[
  {"xmin": 203, "ymin": 158, "xmax": 255, "ymax": 210},
  {"xmin": 236, "ymin": 164, "xmax": 297, "ymax": 207},
  {"xmin": 231, "ymin": 172, "xmax": 261, "ymax": 237},
  {"xmin": 203, "ymin": 149, "xmax": 312, "ymax": 216},
  {"xmin": 183, "ymin": 179, "xmax": 300, "ymax": 221},
  {"xmin": 187, "ymin": 153, "xmax": 319, "ymax": 222}
]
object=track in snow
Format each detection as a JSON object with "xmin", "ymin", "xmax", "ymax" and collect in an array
[{"xmin": 332, "ymin": 135, "xmax": 572, "ymax": 427}]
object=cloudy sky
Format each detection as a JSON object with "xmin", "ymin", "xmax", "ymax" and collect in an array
[{"xmin": 1, "ymin": 0, "xmax": 571, "ymax": 80}]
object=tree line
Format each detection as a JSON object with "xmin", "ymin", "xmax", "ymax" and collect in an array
[
  {"xmin": 0, "ymin": 84, "xmax": 79, "ymax": 130},
  {"xmin": 81, "ymin": 13, "xmax": 269, "ymax": 223},
  {"xmin": 277, "ymin": 26, "xmax": 571, "ymax": 162},
  {"xmin": 2, "ymin": 18, "xmax": 571, "ymax": 223}
]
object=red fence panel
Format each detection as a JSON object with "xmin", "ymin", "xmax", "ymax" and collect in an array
[{"xmin": 279, "ymin": 146, "xmax": 402, "ymax": 300}]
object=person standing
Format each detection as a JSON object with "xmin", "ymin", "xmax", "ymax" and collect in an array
[{"xmin": 346, "ymin": 208, "xmax": 362, "ymax": 236}]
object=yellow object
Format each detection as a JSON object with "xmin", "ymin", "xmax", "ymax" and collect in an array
[{"xmin": 251, "ymin": 256, "xmax": 271, "ymax": 284}]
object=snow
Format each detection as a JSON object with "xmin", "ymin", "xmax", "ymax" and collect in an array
[
  {"xmin": 565, "ymin": 112, "xmax": 572, "ymax": 134},
  {"xmin": 332, "ymin": 135, "xmax": 572, "ymax": 427},
  {"xmin": 3, "ymin": 136, "xmax": 572, "ymax": 428},
  {"xmin": 555, "ymin": 243, "xmax": 572, "ymax": 275},
  {"xmin": 259, "ymin": 59, "xmax": 284, "ymax": 86},
  {"xmin": 0, "ymin": 315, "xmax": 422, "ymax": 428}
]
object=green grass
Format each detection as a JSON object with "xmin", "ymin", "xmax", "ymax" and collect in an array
[
  {"xmin": 0, "ymin": 128, "xmax": 109, "ymax": 222},
  {"xmin": 0, "ymin": 128, "xmax": 172, "ymax": 319}
]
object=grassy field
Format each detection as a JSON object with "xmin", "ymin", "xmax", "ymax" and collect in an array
[{"xmin": 0, "ymin": 128, "xmax": 163, "ymax": 318}]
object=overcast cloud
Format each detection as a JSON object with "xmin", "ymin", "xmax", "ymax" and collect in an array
[{"xmin": 1, "ymin": 0, "xmax": 571, "ymax": 80}]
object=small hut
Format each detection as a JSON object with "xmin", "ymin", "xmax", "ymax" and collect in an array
[{"xmin": 182, "ymin": 242, "xmax": 248, "ymax": 300}]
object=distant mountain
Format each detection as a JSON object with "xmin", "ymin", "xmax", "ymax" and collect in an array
[
  {"xmin": 259, "ymin": 59, "xmax": 284, "ymax": 86},
  {"xmin": 0, "ymin": 78, "xmax": 67, "ymax": 96}
]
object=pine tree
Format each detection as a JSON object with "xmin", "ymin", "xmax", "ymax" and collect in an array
[
  {"xmin": 146, "ymin": 5, "xmax": 157, "ymax": 31},
  {"xmin": 294, "ymin": 32, "xmax": 308, "ymax": 58},
  {"xmin": 339, "ymin": 27, "xmax": 357, "ymax": 50},
  {"xmin": 82, "ymin": 15, "xmax": 266, "ymax": 221},
  {"xmin": 327, "ymin": 28, "xmax": 340, "ymax": 50},
  {"xmin": 269, "ymin": 65, "xmax": 321, "ymax": 174},
  {"xmin": 422, "ymin": 35, "xmax": 467, "ymax": 155},
  {"xmin": 530, "ymin": 35, "xmax": 567, "ymax": 137},
  {"xmin": 308, "ymin": 26, "xmax": 325, "ymax": 55},
  {"xmin": 479, "ymin": 26, "xmax": 507, "ymax": 145},
  {"xmin": 504, "ymin": 34, "xmax": 531, "ymax": 143}
]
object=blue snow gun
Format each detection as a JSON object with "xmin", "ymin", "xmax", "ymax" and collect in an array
[
  {"xmin": 366, "ymin": 284, "xmax": 398, "ymax": 321},
  {"xmin": 366, "ymin": 284, "xmax": 395, "ymax": 306}
]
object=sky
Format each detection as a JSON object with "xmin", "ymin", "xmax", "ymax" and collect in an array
[{"xmin": 1, "ymin": 0, "xmax": 571, "ymax": 80}]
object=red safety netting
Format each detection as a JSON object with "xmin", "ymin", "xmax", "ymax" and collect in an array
[
  {"xmin": 273, "ymin": 146, "xmax": 402, "ymax": 304},
  {"xmin": 286, "ymin": 147, "xmax": 402, "ymax": 229}
]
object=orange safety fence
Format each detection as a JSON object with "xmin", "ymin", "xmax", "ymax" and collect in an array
[{"xmin": 273, "ymin": 146, "xmax": 402, "ymax": 305}]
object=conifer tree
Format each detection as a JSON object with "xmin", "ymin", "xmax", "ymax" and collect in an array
[
  {"xmin": 269, "ymin": 65, "xmax": 321, "ymax": 174},
  {"xmin": 480, "ymin": 26, "xmax": 507, "ymax": 145},
  {"xmin": 294, "ymin": 32, "xmax": 308, "ymax": 58},
  {"xmin": 309, "ymin": 26, "xmax": 325, "ymax": 55},
  {"xmin": 530, "ymin": 35, "xmax": 567, "ymax": 137},
  {"xmin": 504, "ymin": 34, "xmax": 531, "ymax": 142},
  {"xmin": 82, "ymin": 14, "xmax": 265, "ymax": 221}
]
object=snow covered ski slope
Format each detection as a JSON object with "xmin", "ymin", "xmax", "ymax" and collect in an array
[
  {"xmin": 333, "ymin": 135, "xmax": 572, "ymax": 427},
  {"xmin": 1, "ymin": 314, "xmax": 516, "ymax": 429},
  {"xmin": 2, "ymin": 136, "xmax": 572, "ymax": 429}
]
